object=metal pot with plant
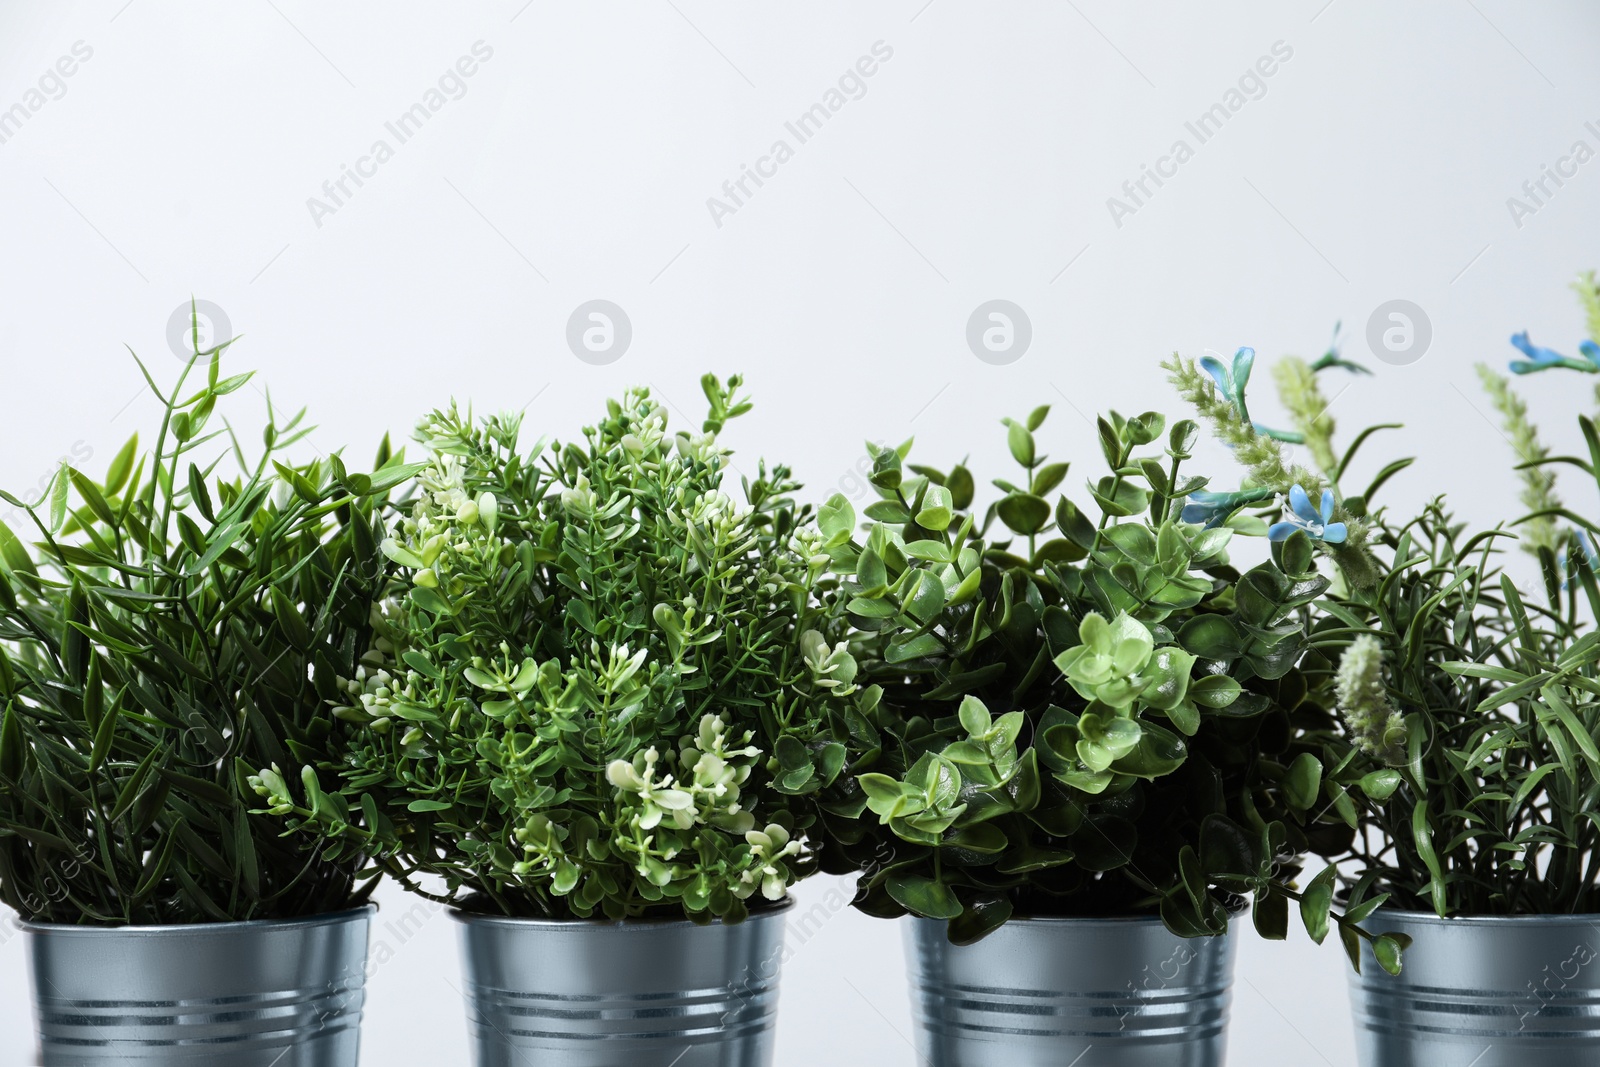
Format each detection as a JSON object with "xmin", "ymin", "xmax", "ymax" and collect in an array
[
  {"xmin": 808, "ymin": 402, "xmax": 1397, "ymax": 1067},
  {"xmin": 1172, "ymin": 297, "xmax": 1600, "ymax": 1067},
  {"xmin": 256, "ymin": 376, "xmax": 855, "ymax": 1067},
  {"xmin": 0, "ymin": 327, "xmax": 415, "ymax": 1066}
]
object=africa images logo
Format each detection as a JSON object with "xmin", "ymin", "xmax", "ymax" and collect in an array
[
  {"xmin": 0, "ymin": 41, "xmax": 94, "ymax": 145},
  {"xmin": 1105, "ymin": 40, "xmax": 1293, "ymax": 228},
  {"xmin": 705, "ymin": 41, "xmax": 895, "ymax": 228},
  {"xmin": 306, "ymin": 41, "xmax": 495, "ymax": 228}
]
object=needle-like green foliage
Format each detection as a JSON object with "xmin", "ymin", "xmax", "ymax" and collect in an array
[{"xmin": 0, "ymin": 327, "xmax": 413, "ymax": 925}]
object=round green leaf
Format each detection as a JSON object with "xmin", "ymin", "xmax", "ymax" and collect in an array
[
  {"xmin": 885, "ymin": 871, "xmax": 964, "ymax": 919},
  {"xmin": 996, "ymin": 493, "xmax": 1051, "ymax": 535}
]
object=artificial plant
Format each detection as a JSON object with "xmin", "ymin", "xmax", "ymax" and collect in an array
[
  {"xmin": 0, "ymin": 331, "xmax": 412, "ymax": 925},
  {"xmin": 1169, "ymin": 303, "xmax": 1600, "ymax": 968},
  {"xmin": 810, "ymin": 404, "xmax": 1403, "ymax": 969},
  {"xmin": 256, "ymin": 377, "xmax": 854, "ymax": 923}
]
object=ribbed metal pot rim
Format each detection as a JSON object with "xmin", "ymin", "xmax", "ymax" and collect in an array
[
  {"xmin": 965, "ymin": 912, "xmax": 1176, "ymax": 928},
  {"xmin": 18, "ymin": 902, "xmax": 375, "ymax": 937},
  {"xmin": 1366, "ymin": 907, "xmax": 1600, "ymax": 929},
  {"xmin": 450, "ymin": 896, "xmax": 793, "ymax": 931}
]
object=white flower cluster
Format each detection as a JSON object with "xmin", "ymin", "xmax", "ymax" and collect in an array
[
  {"xmin": 676, "ymin": 429, "xmax": 728, "ymax": 468},
  {"xmin": 795, "ymin": 526, "xmax": 833, "ymax": 572},
  {"xmin": 674, "ymin": 488, "xmax": 758, "ymax": 578},
  {"xmin": 605, "ymin": 713, "xmax": 760, "ymax": 835},
  {"xmin": 801, "ymin": 629, "xmax": 859, "ymax": 696},
  {"xmin": 248, "ymin": 764, "xmax": 296, "ymax": 816},
  {"xmin": 688, "ymin": 488, "xmax": 749, "ymax": 532},
  {"xmin": 618, "ymin": 405, "xmax": 668, "ymax": 458},
  {"xmin": 741, "ymin": 823, "xmax": 802, "ymax": 902},
  {"xmin": 330, "ymin": 662, "xmax": 428, "ymax": 739},
  {"xmin": 379, "ymin": 450, "xmax": 502, "ymax": 594}
]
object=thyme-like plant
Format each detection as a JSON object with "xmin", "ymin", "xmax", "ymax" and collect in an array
[
  {"xmin": 0, "ymin": 338, "xmax": 411, "ymax": 925},
  {"xmin": 258, "ymin": 377, "xmax": 850, "ymax": 923},
  {"xmin": 811, "ymin": 406, "xmax": 1403, "ymax": 968}
]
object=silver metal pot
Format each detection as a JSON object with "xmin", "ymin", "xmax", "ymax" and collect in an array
[
  {"xmin": 1350, "ymin": 909, "xmax": 1600, "ymax": 1066},
  {"xmin": 904, "ymin": 914, "xmax": 1236, "ymax": 1066},
  {"xmin": 453, "ymin": 900, "xmax": 790, "ymax": 1067},
  {"xmin": 23, "ymin": 905, "xmax": 373, "ymax": 1066}
]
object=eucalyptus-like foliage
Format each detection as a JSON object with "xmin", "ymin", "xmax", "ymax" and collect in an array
[
  {"xmin": 257, "ymin": 377, "xmax": 850, "ymax": 922},
  {"xmin": 0, "ymin": 338, "xmax": 411, "ymax": 925},
  {"xmin": 811, "ymin": 406, "xmax": 1401, "ymax": 967}
]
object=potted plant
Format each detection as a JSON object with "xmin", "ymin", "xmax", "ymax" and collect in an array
[
  {"xmin": 256, "ymin": 377, "xmax": 853, "ymax": 1066},
  {"xmin": 808, "ymin": 403, "xmax": 1399, "ymax": 1064},
  {"xmin": 0, "ymin": 333, "xmax": 412, "ymax": 1065},
  {"xmin": 1169, "ymin": 307, "xmax": 1600, "ymax": 1066}
]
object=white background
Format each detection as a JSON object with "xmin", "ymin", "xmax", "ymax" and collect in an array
[{"xmin": 1, "ymin": 1, "xmax": 1599, "ymax": 1063}]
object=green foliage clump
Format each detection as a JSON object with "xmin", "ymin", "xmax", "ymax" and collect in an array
[
  {"xmin": 257, "ymin": 377, "xmax": 850, "ymax": 922},
  {"xmin": 1312, "ymin": 272, "xmax": 1600, "ymax": 919},
  {"xmin": 1177, "ymin": 309, "xmax": 1600, "ymax": 960},
  {"xmin": 1300, "ymin": 502, "xmax": 1600, "ymax": 921},
  {"xmin": 810, "ymin": 406, "xmax": 1394, "ymax": 963},
  {"xmin": 0, "ymin": 341, "xmax": 409, "ymax": 925}
]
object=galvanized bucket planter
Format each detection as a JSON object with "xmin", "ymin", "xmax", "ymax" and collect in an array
[
  {"xmin": 904, "ymin": 914, "xmax": 1236, "ymax": 1066},
  {"xmin": 23, "ymin": 905, "xmax": 373, "ymax": 1066},
  {"xmin": 1349, "ymin": 910, "xmax": 1600, "ymax": 1066},
  {"xmin": 453, "ymin": 900, "xmax": 790, "ymax": 1067}
]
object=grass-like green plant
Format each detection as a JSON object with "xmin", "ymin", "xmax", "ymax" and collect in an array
[
  {"xmin": 809, "ymin": 405, "xmax": 1404, "ymax": 969},
  {"xmin": 256, "ymin": 377, "xmax": 853, "ymax": 922},
  {"xmin": 1171, "ymin": 308, "xmax": 1600, "ymax": 966},
  {"xmin": 0, "ymin": 334, "xmax": 413, "ymax": 925},
  {"xmin": 1303, "ymin": 503, "xmax": 1600, "ymax": 919}
]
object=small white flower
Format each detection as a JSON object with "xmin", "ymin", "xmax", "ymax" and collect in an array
[{"xmin": 561, "ymin": 475, "xmax": 597, "ymax": 514}]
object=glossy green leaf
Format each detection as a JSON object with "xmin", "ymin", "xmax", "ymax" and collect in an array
[
  {"xmin": 996, "ymin": 493, "xmax": 1051, "ymax": 535},
  {"xmin": 1283, "ymin": 752, "xmax": 1323, "ymax": 811},
  {"xmin": 885, "ymin": 872, "xmax": 964, "ymax": 920},
  {"xmin": 1299, "ymin": 864, "xmax": 1336, "ymax": 945}
]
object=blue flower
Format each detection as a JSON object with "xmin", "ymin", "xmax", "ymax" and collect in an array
[
  {"xmin": 1181, "ymin": 487, "xmax": 1275, "ymax": 529},
  {"xmin": 1200, "ymin": 347, "xmax": 1256, "ymax": 427},
  {"xmin": 1509, "ymin": 331, "xmax": 1600, "ymax": 375},
  {"xmin": 1268, "ymin": 485, "xmax": 1347, "ymax": 545},
  {"xmin": 1201, "ymin": 346, "xmax": 1302, "ymax": 440}
]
